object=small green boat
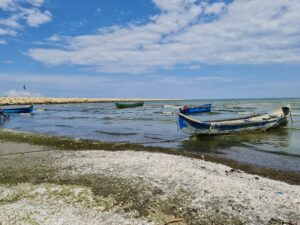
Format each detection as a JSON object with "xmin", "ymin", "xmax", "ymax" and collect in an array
[{"xmin": 115, "ymin": 101, "xmax": 144, "ymax": 109}]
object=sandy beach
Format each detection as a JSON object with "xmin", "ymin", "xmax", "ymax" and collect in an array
[
  {"xmin": 0, "ymin": 97, "xmax": 175, "ymax": 105},
  {"xmin": 0, "ymin": 137, "xmax": 299, "ymax": 225}
]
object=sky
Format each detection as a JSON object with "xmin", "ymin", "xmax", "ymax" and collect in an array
[{"xmin": 0, "ymin": 0, "xmax": 300, "ymax": 99}]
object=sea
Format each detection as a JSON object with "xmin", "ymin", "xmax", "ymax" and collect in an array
[{"xmin": 1, "ymin": 98, "xmax": 300, "ymax": 172}]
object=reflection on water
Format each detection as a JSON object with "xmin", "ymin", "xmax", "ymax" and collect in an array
[
  {"xmin": 181, "ymin": 127, "xmax": 293, "ymax": 155},
  {"xmin": 180, "ymin": 123, "xmax": 300, "ymax": 172},
  {"xmin": 0, "ymin": 117, "xmax": 10, "ymax": 126}
]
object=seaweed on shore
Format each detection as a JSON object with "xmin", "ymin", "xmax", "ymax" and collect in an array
[{"xmin": 0, "ymin": 129, "xmax": 300, "ymax": 185}]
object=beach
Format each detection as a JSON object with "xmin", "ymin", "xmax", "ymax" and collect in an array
[
  {"xmin": 0, "ymin": 131, "xmax": 300, "ymax": 225},
  {"xmin": 0, "ymin": 98, "xmax": 300, "ymax": 224},
  {"xmin": 2, "ymin": 0, "xmax": 300, "ymax": 224}
]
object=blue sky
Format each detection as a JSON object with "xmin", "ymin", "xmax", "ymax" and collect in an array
[{"xmin": 1, "ymin": 0, "xmax": 300, "ymax": 99}]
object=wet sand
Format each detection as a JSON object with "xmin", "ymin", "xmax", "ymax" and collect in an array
[
  {"xmin": 0, "ymin": 97, "xmax": 175, "ymax": 105},
  {"xmin": 0, "ymin": 138, "xmax": 299, "ymax": 225}
]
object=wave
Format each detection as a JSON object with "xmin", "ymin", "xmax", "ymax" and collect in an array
[
  {"xmin": 35, "ymin": 108, "xmax": 46, "ymax": 112},
  {"xmin": 119, "ymin": 117, "xmax": 155, "ymax": 121},
  {"xmin": 230, "ymin": 106, "xmax": 255, "ymax": 110},
  {"xmin": 81, "ymin": 108, "xmax": 107, "ymax": 112},
  {"xmin": 208, "ymin": 112, "xmax": 221, "ymax": 115},
  {"xmin": 214, "ymin": 109, "xmax": 240, "ymax": 112},
  {"xmin": 43, "ymin": 109, "xmax": 73, "ymax": 112},
  {"xmin": 237, "ymin": 111, "xmax": 255, "ymax": 115},
  {"xmin": 102, "ymin": 116, "xmax": 113, "ymax": 120},
  {"xmin": 163, "ymin": 105, "xmax": 180, "ymax": 109},
  {"xmin": 144, "ymin": 135, "xmax": 166, "ymax": 141},
  {"xmin": 95, "ymin": 131, "xmax": 138, "ymax": 136},
  {"xmin": 56, "ymin": 124, "xmax": 73, "ymax": 128},
  {"xmin": 63, "ymin": 116, "xmax": 90, "ymax": 120}
]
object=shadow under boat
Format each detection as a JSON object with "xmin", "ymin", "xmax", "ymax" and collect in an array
[{"xmin": 179, "ymin": 126, "xmax": 292, "ymax": 155}]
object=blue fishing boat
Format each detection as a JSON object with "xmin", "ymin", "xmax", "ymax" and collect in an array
[
  {"xmin": 1, "ymin": 105, "xmax": 34, "ymax": 113},
  {"xmin": 178, "ymin": 106, "xmax": 291, "ymax": 135},
  {"xmin": 179, "ymin": 104, "xmax": 211, "ymax": 115}
]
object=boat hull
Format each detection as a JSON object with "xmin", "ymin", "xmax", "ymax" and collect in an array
[
  {"xmin": 115, "ymin": 102, "xmax": 144, "ymax": 109},
  {"xmin": 179, "ymin": 104, "xmax": 211, "ymax": 115},
  {"xmin": 178, "ymin": 107, "xmax": 289, "ymax": 135},
  {"xmin": 2, "ymin": 105, "xmax": 34, "ymax": 113}
]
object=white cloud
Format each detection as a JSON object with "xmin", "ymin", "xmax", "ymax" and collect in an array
[
  {"xmin": 0, "ymin": 0, "xmax": 52, "ymax": 42},
  {"xmin": 0, "ymin": 27, "xmax": 16, "ymax": 36},
  {"xmin": 186, "ymin": 64, "xmax": 201, "ymax": 70},
  {"xmin": 0, "ymin": 15, "xmax": 21, "ymax": 28},
  {"xmin": 27, "ymin": 0, "xmax": 300, "ymax": 73},
  {"xmin": 0, "ymin": 39, "xmax": 7, "ymax": 44},
  {"xmin": 24, "ymin": 8, "xmax": 52, "ymax": 27},
  {"xmin": 1, "ymin": 72, "xmax": 299, "ymax": 98},
  {"xmin": 5, "ymin": 89, "xmax": 42, "ymax": 97},
  {"xmin": 0, "ymin": 72, "xmax": 234, "ymax": 98},
  {"xmin": 47, "ymin": 34, "xmax": 63, "ymax": 42},
  {"xmin": 153, "ymin": 0, "xmax": 197, "ymax": 12},
  {"xmin": 26, "ymin": 0, "xmax": 44, "ymax": 7},
  {"xmin": 204, "ymin": 2, "xmax": 226, "ymax": 14},
  {"xmin": 0, "ymin": 0, "xmax": 14, "ymax": 10}
]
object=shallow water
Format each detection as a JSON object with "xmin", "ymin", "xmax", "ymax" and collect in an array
[{"xmin": 1, "ymin": 98, "xmax": 300, "ymax": 172}]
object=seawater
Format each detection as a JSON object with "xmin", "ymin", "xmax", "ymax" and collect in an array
[{"xmin": 1, "ymin": 98, "xmax": 300, "ymax": 172}]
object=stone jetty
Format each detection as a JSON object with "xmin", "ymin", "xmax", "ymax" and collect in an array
[{"xmin": 0, "ymin": 97, "xmax": 174, "ymax": 105}]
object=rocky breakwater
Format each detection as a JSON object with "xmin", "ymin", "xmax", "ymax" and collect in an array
[{"xmin": 0, "ymin": 97, "xmax": 167, "ymax": 105}]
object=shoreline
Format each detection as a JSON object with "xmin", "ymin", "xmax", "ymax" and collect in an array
[
  {"xmin": 0, "ymin": 137, "xmax": 299, "ymax": 224},
  {"xmin": 0, "ymin": 97, "xmax": 180, "ymax": 105},
  {"xmin": 0, "ymin": 129, "xmax": 299, "ymax": 185}
]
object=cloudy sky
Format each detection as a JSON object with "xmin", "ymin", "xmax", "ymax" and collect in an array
[{"xmin": 0, "ymin": 0, "xmax": 300, "ymax": 99}]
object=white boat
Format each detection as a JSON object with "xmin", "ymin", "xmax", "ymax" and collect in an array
[{"xmin": 177, "ymin": 105, "xmax": 291, "ymax": 135}]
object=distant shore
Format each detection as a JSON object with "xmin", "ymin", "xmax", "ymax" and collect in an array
[{"xmin": 0, "ymin": 97, "xmax": 178, "ymax": 105}]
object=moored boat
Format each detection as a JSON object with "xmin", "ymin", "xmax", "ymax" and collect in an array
[
  {"xmin": 179, "ymin": 104, "xmax": 211, "ymax": 115},
  {"xmin": 177, "ymin": 105, "xmax": 291, "ymax": 135},
  {"xmin": 1, "ymin": 105, "xmax": 34, "ymax": 113},
  {"xmin": 115, "ymin": 101, "xmax": 144, "ymax": 109}
]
